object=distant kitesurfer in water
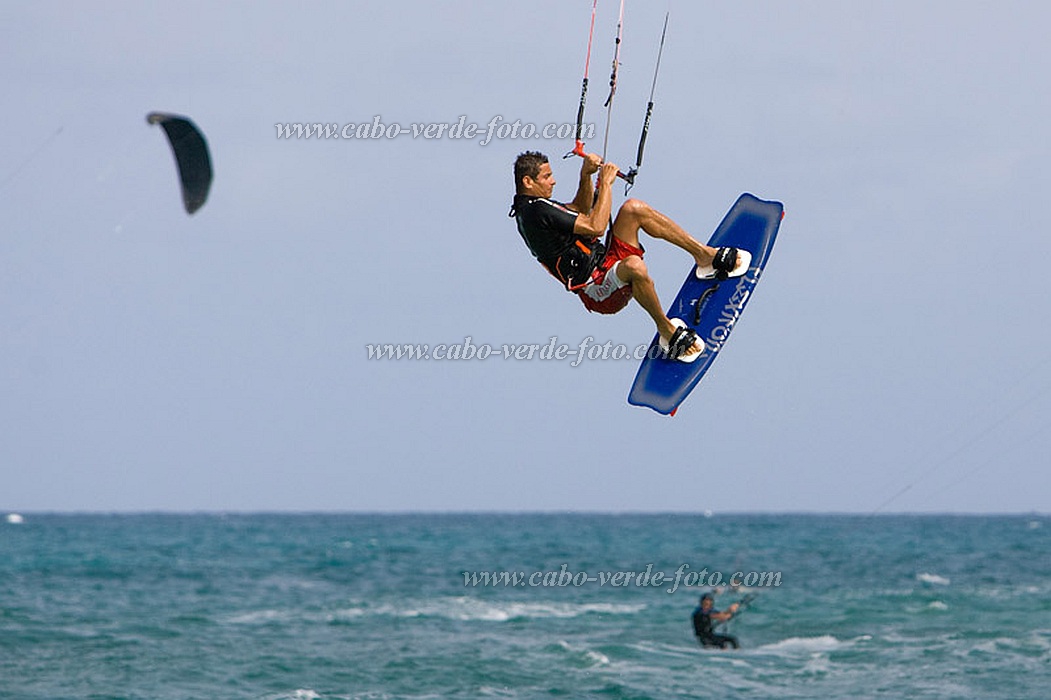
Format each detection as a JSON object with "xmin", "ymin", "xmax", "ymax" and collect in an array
[
  {"xmin": 510, "ymin": 151, "xmax": 749, "ymax": 362},
  {"xmin": 692, "ymin": 593, "xmax": 740, "ymax": 649}
]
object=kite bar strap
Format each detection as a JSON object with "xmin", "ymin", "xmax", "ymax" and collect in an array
[{"xmin": 565, "ymin": 0, "xmax": 598, "ymax": 159}]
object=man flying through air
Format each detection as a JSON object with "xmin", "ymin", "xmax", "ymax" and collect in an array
[{"xmin": 510, "ymin": 150, "xmax": 749, "ymax": 361}]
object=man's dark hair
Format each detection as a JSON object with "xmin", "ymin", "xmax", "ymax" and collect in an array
[{"xmin": 514, "ymin": 151, "xmax": 549, "ymax": 192}]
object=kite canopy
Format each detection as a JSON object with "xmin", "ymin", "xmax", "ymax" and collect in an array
[{"xmin": 147, "ymin": 112, "xmax": 213, "ymax": 214}]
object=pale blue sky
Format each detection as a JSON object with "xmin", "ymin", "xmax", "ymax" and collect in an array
[{"xmin": 2, "ymin": 1, "xmax": 1050, "ymax": 513}]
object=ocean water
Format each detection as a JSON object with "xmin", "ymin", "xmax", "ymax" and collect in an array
[{"xmin": 1, "ymin": 513, "xmax": 1048, "ymax": 699}]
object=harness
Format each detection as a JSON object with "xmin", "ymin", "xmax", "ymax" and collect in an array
[
  {"xmin": 510, "ymin": 198, "xmax": 607, "ymax": 292},
  {"xmin": 544, "ymin": 236, "xmax": 607, "ymax": 292}
]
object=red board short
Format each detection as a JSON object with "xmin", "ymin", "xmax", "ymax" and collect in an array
[{"xmin": 577, "ymin": 237, "xmax": 644, "ymax": 315}]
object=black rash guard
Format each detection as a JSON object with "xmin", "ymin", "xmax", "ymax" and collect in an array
[
  {"xmin": 692, "ymin": 605, "xmax": 740, "ymax": 650},
  {"xmin": 511, "ymin": 194, "xmax": 605, "ymax": 290}
]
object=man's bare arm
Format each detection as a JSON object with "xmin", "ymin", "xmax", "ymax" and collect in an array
[
  {"xmin": 573, "ymin": 161, "xmax": 618, "ymax": 238},
  {"xmin": 567, "ymin": 153, "xmax": 602, "ymax": 214}
]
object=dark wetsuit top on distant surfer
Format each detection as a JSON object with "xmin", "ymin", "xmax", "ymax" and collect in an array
[{"xmin": 692, "ymin": 594, "xmax": 740, "ymax": 649}]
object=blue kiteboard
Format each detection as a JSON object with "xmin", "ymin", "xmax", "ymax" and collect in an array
[{"xmin": 628, "ymin": 193, "xmax": 784, "ymax": 415}]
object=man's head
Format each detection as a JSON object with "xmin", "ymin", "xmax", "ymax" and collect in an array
[
  {"xmin": 700, "ymin": 593, "xmax": 714, "ymax": 609},
  {"xmin": 514, "ymin": 151, "xmax": 556, "ymax": 197}
]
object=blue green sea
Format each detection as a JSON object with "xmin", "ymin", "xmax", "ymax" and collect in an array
[{"xmin": 1, "ymin": 513, "xmax": 1049, "ymax": 698}]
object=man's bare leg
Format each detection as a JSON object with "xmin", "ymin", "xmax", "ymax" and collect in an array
[
  {"xmin": 610, "ymin": 198, "xmax": 728, "ymax": 269},
  {"xmin": 615, "ymin": 256, "xmax": 702, "ymax": 359}
]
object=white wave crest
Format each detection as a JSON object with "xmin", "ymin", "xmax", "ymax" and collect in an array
[
  {"xmin": 401, "ymin": 597, "xmax": 644, "ymax": 622},
  {"xmin": 760, "ymin": 635, "xmax": 843, "ymax": 654},
  {"xmin": 917, "ymin": 572, "xmax": 951, "ymax": 586}
]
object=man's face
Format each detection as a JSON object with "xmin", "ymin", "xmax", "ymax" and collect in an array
[{"xmin": 523, "ymin": 163, "xmax": 556, "ymax": 198}]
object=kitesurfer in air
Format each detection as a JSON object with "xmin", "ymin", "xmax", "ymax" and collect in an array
[
  {"xmin": 510, "ymin": 150, "xmax": 748, "ymax": 362},
  {"xmin": 692, "ymin": 593, "xmax": 740, "ymax": 649}
]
